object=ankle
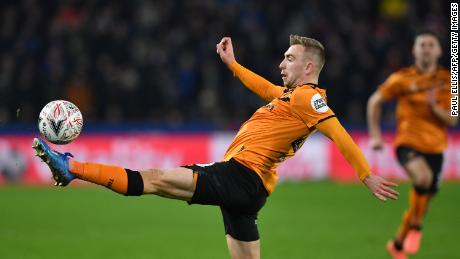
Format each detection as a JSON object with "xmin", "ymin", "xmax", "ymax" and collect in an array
[
  {"xmin": 68, "ymin": 159, "xmax": 83, "ymax": 176},
  {"xmin": 410, "ymin": 224, "xmax": 422, "ymax": 231},
  {"xmin": 393, "ymin": 240, "xmax": 403, "ymax": 251}
]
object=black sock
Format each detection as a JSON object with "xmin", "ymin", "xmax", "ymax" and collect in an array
[
  {"xmin": 125, "ymin": 169, "xmax": 144, "ymax": 196},
  {"xmin": 410, "ymin": 224, "xmax": 422, "ymax": 231}
]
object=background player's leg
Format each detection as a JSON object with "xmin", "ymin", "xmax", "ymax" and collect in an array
[
  {"xmin": 403, "ymin": 157, "xmax": 433, "ymax": 226},
  {"xmin": 404, "ymin": 157, "xmax": 433, "ymax": 192},
  {"xmin": 226, "ymin": 235, "xmax": 260, "ymax": 259},
  {"xmin": 394, "ymin": 156, "xmax": 433, "ymax": 254}
]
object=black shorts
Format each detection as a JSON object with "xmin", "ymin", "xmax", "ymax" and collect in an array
[
  {"xmin": 182, "ymin": 159, "xmax": 268, "ymax": 241},
  {"xmin": 396, "ymin": 146, "xmax": 444, "ymax": 194}
]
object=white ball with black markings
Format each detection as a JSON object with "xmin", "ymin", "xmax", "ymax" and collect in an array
[{"xmin": 38, "ymin": 100, "xmax": 83, "ymax": 144}]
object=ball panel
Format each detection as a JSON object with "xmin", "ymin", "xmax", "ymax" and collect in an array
[{"xmin": 38, "ymin": 100, "xmax": 83, "ymax": 144}]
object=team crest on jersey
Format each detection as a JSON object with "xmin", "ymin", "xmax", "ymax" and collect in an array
[
  {"xmin": 279, "ymin": 90, "xmax": 292, "ymax": 102},
  {"xmin": 279, "ymin": 95, "xmax": 290, "ymax": 102},
  {"xmin": 310, "ymin": 93, "xmax": 329, "ymax": 113}
]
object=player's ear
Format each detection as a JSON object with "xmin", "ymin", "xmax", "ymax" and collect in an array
[
  {"xmin": 305, "ymin": 62, "xmax": 314, "ymax": 75},
  {"xmin": 436, "ymin": 44, "xmax": 442, "ymax": 58}
]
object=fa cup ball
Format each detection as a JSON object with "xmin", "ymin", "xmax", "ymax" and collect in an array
[{"xmin": 38, "ymin": 100, "xmax": 83, "ymax": 144}]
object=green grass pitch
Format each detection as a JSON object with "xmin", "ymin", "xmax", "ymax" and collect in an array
[{"xmin": 1, "ymin": 182, "xmax": 459, "ymax": 259}]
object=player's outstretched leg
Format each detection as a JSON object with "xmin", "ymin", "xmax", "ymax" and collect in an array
[
  {"xmin": 32, "ymin": 137, "xmax": 76, "ymax": 186},
  {"xmin": 32, "ymin": 137, "xmax": 195, "ymax": 199}
]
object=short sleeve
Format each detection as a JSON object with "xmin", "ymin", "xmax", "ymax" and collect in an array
[
  {"xmin": 378, "ymin": 73, "xmax": 403, "ymax": 101},
  {"xmin": 291, "ymin": 88, "xmax": 335, "ymax": 128}
]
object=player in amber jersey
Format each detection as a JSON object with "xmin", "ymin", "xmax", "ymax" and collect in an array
[
  {"xmin": 367, "ymin": 30, "xmax": 458, "ymax": 259},
  {"xmin": 33, "ymin": 35, "xmax": 398, "ymax": 259}
]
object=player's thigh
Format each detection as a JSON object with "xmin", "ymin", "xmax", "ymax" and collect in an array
[
  {"xmin": 220, "ymin": 206, "xmax": 263, "ymax": 241},
  {"xmin": 140, "ymin": 167, "xmax": 194, "ymax": 200},
  {"xmin": 404, "ymin": 157, "xmax": 433, "ymax": 186},
  {"xmin": 226, "ymin": 234, "xmax": 260, "ymax": 259},
  {"xmin": 397, "ymin": 146, "xmax": 433, "ymax": 186}
]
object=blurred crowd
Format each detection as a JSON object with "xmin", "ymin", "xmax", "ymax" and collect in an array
[{"xmin": 0, "ymin": 0, "xmax": 449, "ymax": 130}]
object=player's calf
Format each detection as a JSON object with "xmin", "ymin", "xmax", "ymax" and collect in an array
[{"xmin": 68, "ymin": 160, "xmax": 144, "ymax": 196}]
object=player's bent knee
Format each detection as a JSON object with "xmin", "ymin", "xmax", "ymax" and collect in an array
[
  {"xmin": 226, "ymin": 235, "xmax": 260, "ymax": 259},
  {"xmin": 414, "ymin": 174, "xmax": 432, "ymax": 191},
  {"xmin": 413, "ymin": 175, "xmax": 432, "ymax": 194}
]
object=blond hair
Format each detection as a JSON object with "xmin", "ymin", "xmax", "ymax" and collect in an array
[{"xmin": 289, "ymin": 34, "xmax": 325, "ymax": 73}]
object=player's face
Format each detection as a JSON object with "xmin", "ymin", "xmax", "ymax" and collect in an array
[
  {"xmin": 412, "ymin": 35, "xmax": 441, "ymax": 65},
  {"xmin": 279, "ymin": 45, "xmax": 309, "ymax": 87}
]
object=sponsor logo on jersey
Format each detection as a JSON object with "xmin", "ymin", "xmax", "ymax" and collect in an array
[{"xmin": 311, "ymin": 93, "xmax": 329, "ymax": 113}]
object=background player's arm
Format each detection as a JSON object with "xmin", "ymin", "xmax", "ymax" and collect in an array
[
  {"xmin": 428, "ymin": 89, "xmax": 459, "ymax": 126},
  {"xmin": 217, "ymin": 37, "xmax": 284, "ymax": 102},
  {"xmin": 431, "ymin": 104, "xmax": 458, "ymax": 126},
  {"xmin": 367, "ymin": 73, "xmax": 403, "ymax": 150},
  {"xmin": 316, "ymin": 117, "xmax": 399, "ymax": 201},
  {"xmin": 367, "ymin": 91, "xmax": 385, "ymax": 150}
]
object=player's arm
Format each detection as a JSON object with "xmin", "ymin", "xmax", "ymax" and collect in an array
[
  {"xmin": 367, "ymin": 91, "xmax": 386, "ymax": 150},
  {"xmin": 315, "ymin": 117, "xmax": 399, "ymax": 201},
  {"xmin": 367, "ymin": 73, "xmax": 403, "ymax": 150},
  {"xmin": 428, "ymin": 89, "xmax": 459, "ymax": 126},
  {"xmin": 431, "ymin": 104, "xmax": 459, "ymax": 126},
  {"xmin": 216, "ymin": 37, "xmax": 284, "ymax": 102}
]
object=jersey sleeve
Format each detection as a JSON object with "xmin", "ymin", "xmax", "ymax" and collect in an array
[
  {"xmin": 315, "ymin": 117, "xmax": 371, "ymax": 181},
  {"xmin": 229, "ymin": 61, "xmax": 285, "ymax": 102},
  {"xmin": 378, "ymin": 72, "xmax": 404, "ymax": 101},
  {"xmin": 291, "ymin": 88, "xmax": 335, "ymax": 128}
]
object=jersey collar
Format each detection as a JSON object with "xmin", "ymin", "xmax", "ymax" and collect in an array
[
  {"xmin": 284, "ymin": 83, "xmax": 319, "ymax": 93},
  {"xmin": 303, "ymin": 83, "xmax": 318, "ymax": 88}
]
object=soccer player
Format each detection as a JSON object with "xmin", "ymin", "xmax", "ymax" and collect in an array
[
  {"xmin": 367, "ymin": 30, "xmax": 457, "ymax": 259},
  {"xmin": 33, "ymin": 35, "xmax": 399, "ymax": 259}
]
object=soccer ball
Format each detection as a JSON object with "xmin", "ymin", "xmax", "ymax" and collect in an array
[{"xmin": 38, "ymin": 100, "xmax": 83, "ymax": 144}]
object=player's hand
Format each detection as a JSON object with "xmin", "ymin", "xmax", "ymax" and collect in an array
[
  {"xmin": 216, "ymin": 37, "xmax": 236, "ymax": 65},
  {"xmin": 427, "ymin": 88, "xmax": 438, "ymax": 108},
  {"xmin": 369, "ymin": 136, "xmax": 384, "ymax": 151},
  {"xmin": 363, "ymin": 175, "xmax": 399, "ymax": 201}
]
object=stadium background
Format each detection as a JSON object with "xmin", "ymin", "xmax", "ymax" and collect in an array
[{"xmin": 1, "ymin": 0, "xmax": 459, "ymax": 258}]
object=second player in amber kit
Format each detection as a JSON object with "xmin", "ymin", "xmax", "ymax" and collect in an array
[{"xmin": 368, "ymin": 30, "xmax": 458, "ymax": 259}]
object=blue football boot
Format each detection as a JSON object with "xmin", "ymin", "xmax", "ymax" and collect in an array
[{"xmin": 32, "ymin": 137, "xmax": 75, "ymax": 186}]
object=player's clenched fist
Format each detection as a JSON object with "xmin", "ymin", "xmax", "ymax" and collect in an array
[{"xmin": 216, "ymin": 37, "xmax": 236, "ymax": 65}]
